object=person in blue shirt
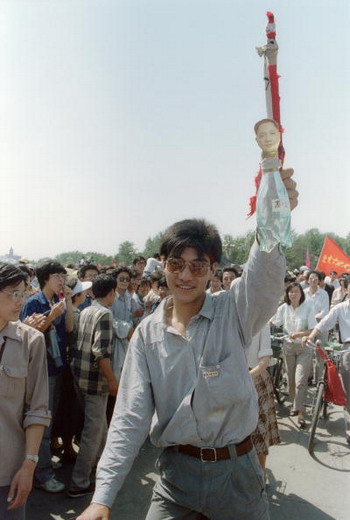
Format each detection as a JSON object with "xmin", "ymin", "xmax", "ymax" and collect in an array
[{"xmin": 21, "ymin": 261, "xmax": 73, "ymax": 494}]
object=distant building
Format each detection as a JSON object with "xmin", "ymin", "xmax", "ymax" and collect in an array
[{"xmin": 0, "ymin": 247, "xmax": 21, "ymax": 264}]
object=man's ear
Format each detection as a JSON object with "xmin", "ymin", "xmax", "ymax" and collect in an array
[{"xmin": 211, "ymin": 262, "xmax": 218, "ymax": 275}]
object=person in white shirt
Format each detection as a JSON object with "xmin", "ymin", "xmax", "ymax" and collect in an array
[
  {"xmin": 304, "ymin": 284, "xmax": 350, "ymax": 444},
  {"xmin": 304, "ymin": 271, "xmax": 330, "ymax": 381},
  {"xmin": 331, "ymin": 275, "xmax": 348, "ymax": 308},
  {"xmin": 144, "ymin": 254, "xmax": 162, "ymax": 277},
  {"xmin": 271, "ymin": 282, "xmax": 317, "ymax": 428},
  {"xmin": 304, "ymin": 271, "xmax": 329, "ymax": 321},
  {"xmin": 325, "ymin": 270, "xmax": 340, "ymax": 290}
]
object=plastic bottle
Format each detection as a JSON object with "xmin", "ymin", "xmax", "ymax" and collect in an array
[{"xmin": 256, "ymin": 158, "xmax": 291, "ymax": 252}]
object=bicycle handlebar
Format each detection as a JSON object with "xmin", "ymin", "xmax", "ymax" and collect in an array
[
  {"xmin": 270, "ymin": 334, "xmax": 289, "ymax": 341},
  {"xmin": 305, "ymin": 340, "xmax": 347, "ymax": 363}
]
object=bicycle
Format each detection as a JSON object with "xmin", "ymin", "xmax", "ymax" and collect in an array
[
  {"xmin": 306, "ymin": 340, "xmax": 347, "ymax": 454},
  {"xmin": 269, "ymin": 333, "xmax": 289, "ymax": 405}
]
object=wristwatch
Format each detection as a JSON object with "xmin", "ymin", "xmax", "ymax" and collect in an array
[{"xmin": 25, "ymin": 454, "xmax": 39, "ymax": 464}]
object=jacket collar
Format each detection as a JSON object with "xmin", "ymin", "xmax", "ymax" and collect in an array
[
  {"xmin": 152, "ymin": 293, "xmax": 215, "ymax": 325},
  {"xmin": 0, "ymin": 321, "xmax": 22, "ymax": 342}
]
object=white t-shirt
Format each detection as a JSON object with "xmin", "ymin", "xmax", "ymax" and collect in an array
[
  {"xmin": 247, "ymin": 323, "xmax": 272, "ymax": 368},
  {"xmin": 304, "ymin": 287, "xmax": 329, "ymax": 321},
  {"xmin": 325, "ymin": 276, "xmax": 340, "ymax": 289},
  {"xmin": 316, "ymin": 300, "xmax": 350, "ymax": 343},
  {"xmin": 272, "ymin": 300, "xmax": 317, "ymax": 342},
  {"xmin": 144, "ymin": 258, "xmax": 162, "ymax": 276}
]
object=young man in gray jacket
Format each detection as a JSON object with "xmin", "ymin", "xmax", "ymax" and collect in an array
[{"xmin": 78, "ymin": 169, "xmax": 297, "ymax": 520}]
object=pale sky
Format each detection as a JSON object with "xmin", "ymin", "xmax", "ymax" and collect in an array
[{"xmin": 1, "ymin": 0, "xmax": 349, "ymax": 260}]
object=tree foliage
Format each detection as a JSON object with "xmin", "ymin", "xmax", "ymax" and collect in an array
[
  {"xmin": 142, "ymin": 233, "xmax": 163, "ymax": 259},
  {"xmin": 54, "ymin": 251, "xmax": 115, "ymax": 266},
  {"xmin": 222, "ymin": 231, "xmax": 255, "ymax": 265},
  {"xmin": 221, "ymin": 228, "xmax": 349, "ymax": 269},
  {"xmin": 32, "ymin": 228, "xmax": 349, "ymax": 270},
  {"xmin": 115, "ymin": 241, "xmax": 139, "ymax": 266}
]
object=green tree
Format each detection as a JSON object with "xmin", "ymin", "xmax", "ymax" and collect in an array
[
  {"xmin": 222, "ymin": 231, "xmax": 255, "ymax": 265},
  {"xmin": 54, "ymin": 251, "xmax": 115, "ymax": 267},
  {"xmin": 143, "ymin": 233, "xmax": 163, "ymax": 259},
  {"xmin": 55, "ymin": 251, "xmax": 84, "ymax": 265},
  {"xmin": 84, "ymin": 252, "xmax": 115, "ymax": 266},
  {"xmin": 284, "ymin": 231, "xmax": 308, "ymax": 269},
  {"xmin": 222, "ymin": 234, "xmax": 236, "ymax": 263},
  {"xmin": 116, "ymin": 241, "xmax": 138, "ymax": 266}
]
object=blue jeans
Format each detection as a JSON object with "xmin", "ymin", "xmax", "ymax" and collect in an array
[
  {"xmin": 35, "ymin": 374, "xmax": 62, "ymax": 485},
  {"xmin": 146, "ymin": 445, "xmax": 269, "ymax": 520},
  {"xmin": 0, "ymin": 487, "xmax": 25, "ymax": 520}
]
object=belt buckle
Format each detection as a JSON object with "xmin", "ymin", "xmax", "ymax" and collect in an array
[{"xmin": 200, "ymin": 447, "xmax": 217, "ymax": 462}]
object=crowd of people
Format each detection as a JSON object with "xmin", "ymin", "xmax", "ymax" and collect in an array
[{"xmin": 1, "ymin": 214, "xmax": 350, "ymax": 518}]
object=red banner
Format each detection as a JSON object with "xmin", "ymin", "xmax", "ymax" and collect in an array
[
  {"xmin": 316, "ymin": 236, "xmax": 350, "ymax": 276},
  {"xmin": 305, "ymin": 248, "xmax": 311, "ymax": 269}
]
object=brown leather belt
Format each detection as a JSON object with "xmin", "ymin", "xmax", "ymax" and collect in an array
[{"xmin": 177, "ymin": 435, "xmax": 252, "ymax": 462}]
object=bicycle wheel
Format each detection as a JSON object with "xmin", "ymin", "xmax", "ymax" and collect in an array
[
  {"xmin": 308, "ymin": 381, "xmax": 325, "ymax": 454},
  {"xmin": 274, "ymin": 358, "xmax": 287, "ymax": 404}
]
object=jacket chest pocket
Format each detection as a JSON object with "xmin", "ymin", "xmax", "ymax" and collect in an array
[
  {"xmin": 0, "ymin": 365, "xmax": 27, "ymax": 398},
  {"xmin": 196, "ymin": 353, "xmax": 250, "ymax": 407}
]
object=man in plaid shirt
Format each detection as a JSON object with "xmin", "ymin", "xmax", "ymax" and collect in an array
[{"xmin": 69, "ymin": 274, "xmax": 118, "ymax": 498}]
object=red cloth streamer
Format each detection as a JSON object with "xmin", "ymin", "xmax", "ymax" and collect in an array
[
  {"xmin": 268, "ymin": 65, "xmax": 280, "ymax": 124},
  {"xmin": 266, "ymin": 11, "xmax": 275, "ymax": 38}
]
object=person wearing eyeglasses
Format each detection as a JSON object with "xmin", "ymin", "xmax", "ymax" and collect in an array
[
  {"xmin": 76, "ymin": 167, "xmax": 298, "ymax": 520},
  {"xmin": 20, "ymin": 261, "xmax": 74, "ymax": 494},
  {"xmin": 110, "ymin": 267, "xmax": 134, "ymax": 381},
  {"xmin": 0, "ymin": 263, "xmax": 50, "ymax": 519}
]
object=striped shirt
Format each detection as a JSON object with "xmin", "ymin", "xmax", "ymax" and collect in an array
[{"xmin": 70, "ymin": 300, "xmax": 113, "ymax": 395}]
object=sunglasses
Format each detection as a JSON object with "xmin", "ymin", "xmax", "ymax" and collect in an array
[{"xmin": 166, "ymin": 258, "xmax": 210, "ymax": 277}]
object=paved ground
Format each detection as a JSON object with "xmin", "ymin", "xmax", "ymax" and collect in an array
[{"xmin": 27, "ymin": 388, "xmax": 350, "ymax": 520}]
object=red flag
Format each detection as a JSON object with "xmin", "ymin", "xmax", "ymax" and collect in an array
[
  {"xmin": 305, "ymin": 248, "xmax": 311, "ymax": 269},
  {"xmin": 316, "ymin": 236, "xmax": 350, "ymax": 276}
]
